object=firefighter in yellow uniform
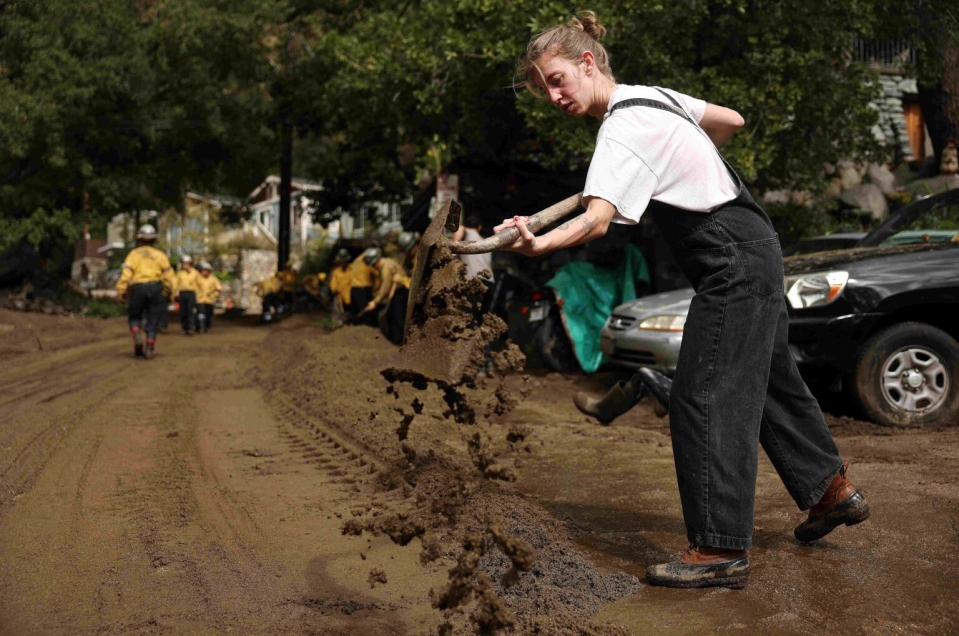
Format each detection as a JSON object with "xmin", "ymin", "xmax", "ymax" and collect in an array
[
  {"xmin": 195, "ymin": 261, "xmax": 221, "ymax": 333},
  {"xmin": 396, "ymin": 231, "xmax": 420, "ymax": 273},
  {"xmin": 255, "ymin": 273, "xmax": 284, "ymax": 324},
  {"xmin": 300, "ymin": 270, "xmax": 328, "ymax": 311},
  {"xmin": 349, "ymin": 250, "xmax": 377, "ymax": 326},
  {"xmin": 362, "ymin": 247, "xmax": 410, "ymax": 344},
  {"xmin": 174, "ymin": 254, "xmax": 200, "ymax": 336},
  {"xmin": 116, "ymin": 224, "xmax": 175, "ymax": 359},
  {"xmin": 328, "ymin": 248, "xmax": 353, "ymax": 326}
]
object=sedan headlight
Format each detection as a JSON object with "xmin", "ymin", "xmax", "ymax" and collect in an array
[
  {"xmin": 638, "ymin": 315, "xmax": 686, "ymax": 332},
  {"xmin": 783, "ymin": 270, "xmax": 849, "ymax": 309}
]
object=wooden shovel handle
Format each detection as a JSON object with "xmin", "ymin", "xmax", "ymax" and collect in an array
[{"xmin": 447, "ymin": 192, "xmax": 584, "ymax": 255}]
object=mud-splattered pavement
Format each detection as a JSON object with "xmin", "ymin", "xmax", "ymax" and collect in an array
[{"xmin": 1, "ymin": 308, "xmax": 958, "ymax": 634}]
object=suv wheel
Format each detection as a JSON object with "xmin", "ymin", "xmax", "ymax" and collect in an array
[{"xmin": 853, "ymin": 322, "xmax": 959, "ymax": 427}]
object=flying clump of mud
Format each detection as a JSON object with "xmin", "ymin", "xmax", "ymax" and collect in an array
[{"xmin": 382, "ymin": 244, "xmax": 528, "ymax": 457}]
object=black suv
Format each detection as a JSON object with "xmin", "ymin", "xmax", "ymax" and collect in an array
[{"xmin": 784, "ymin": 188, "xmax": 959, "ymax": 427}]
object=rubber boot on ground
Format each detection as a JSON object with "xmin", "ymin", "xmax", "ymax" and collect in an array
[
  {"xmin": 646, "ymin": 546, "xmax": 749, "ymax": 589},
  {"xmin": 636, "ymin": 367, "xmax": 671, "ymax": 418},
  {"xmin": 794, "ymin": 461, "xmax": 870, "ymax": 543},
  {"xmin": 131, "ymin": 327, "xmax": 144, "ymax": 358},
  {"xmin": 144, "ymin": 339, "xmax": 156, "ymax": 360},
  {"xmin": 573, "ymin": 380, "xmax": 645, "ymax": 425}
]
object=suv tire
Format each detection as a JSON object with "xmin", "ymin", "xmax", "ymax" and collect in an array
[{"xmin": 853, "ymin": 322, "xmax": 959, "ymax": 427}]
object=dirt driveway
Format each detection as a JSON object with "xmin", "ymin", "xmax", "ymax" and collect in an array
[{"xmin": 1, "ymin": 309, "xmax": 957, "ymax": 634}]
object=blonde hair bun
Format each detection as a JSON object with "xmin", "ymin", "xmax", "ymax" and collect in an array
[
  {"xmin": 569, "ymin": 11, "xmax": 607, "ymax": 41},
  {"xmin": 517, "ymin": 10, "xmax": 615, "ymax": 98}
]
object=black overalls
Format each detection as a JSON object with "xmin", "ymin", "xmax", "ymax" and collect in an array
[{"xmin": 611, "ymin": 92, "xmax": 843, "ymax": 550}]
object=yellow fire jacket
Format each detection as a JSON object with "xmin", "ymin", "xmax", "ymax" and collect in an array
[
  {"xmin": 328, "ymin": 265, "xmax": 352, "ymax": 306},
  {"xmin": 116, "ymin": 245, "xmax": 175, "ymax": 298},
  {"xmin": 174, "ymin": 267, "xmax": 200, "ymax": 295},
  {"xmin": 301, "ymin": 274, "xmax": 320, "ymax": 297},
  {"xmin": 195, "ymin": 274, "xmax": 222, "ymax": 305},
  {"xmin": 278, "ymin": 268, "xmax": 297, "ymax": 293},
  {"xmin": 372, "ymin": 258, "xmax": 406, "ymax": 305},
  {"xmin": 254, "ymin": 274, "xmax": 283, "ymax": 297},
  {"xmin": 350, "ymin": 255, "xmax": 374, "ymax": 288}
]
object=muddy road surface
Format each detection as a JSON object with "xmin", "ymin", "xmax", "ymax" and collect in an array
[{"xmin": 1, "ymin": 308, "xmax": 957, "ymax": 634}]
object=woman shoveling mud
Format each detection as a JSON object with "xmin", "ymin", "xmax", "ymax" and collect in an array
[{"xmin": 495, "ymin": 11, "xmax": 870, "ymax": 590}]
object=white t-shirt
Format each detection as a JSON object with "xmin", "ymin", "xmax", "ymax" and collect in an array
[{"xmin": 583, "ymin": 85, "xmax": 740, "ymax": 225}]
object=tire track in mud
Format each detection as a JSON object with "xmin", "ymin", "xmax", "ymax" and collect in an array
[
  {"xmin": 0, "ymin": 332, "xmax": 305, "ymax": 634},
  {"xmin": 93, "ymin": 381, "xmax": 310, "ymax": 633},
  {"xmin": 0, "ymin": 337, "xmax": 175, "ymax": 496},
  {"xmin": 0, "ymin": 381, "xmax": 127, "ymax": 519},
  {"xmin": 270, "ymin": 393, "xmax": 382, "ymax": 487}
]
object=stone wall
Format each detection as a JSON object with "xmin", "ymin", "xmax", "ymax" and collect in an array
[
  {"xmin": 235, "ymin": 249, "xmax": 277, "ymax": 314},
  {"xmin": 871, "ymin": 73, "xmax": 917, "ymax": 163}
]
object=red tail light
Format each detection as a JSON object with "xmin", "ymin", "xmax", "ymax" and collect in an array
[{"xmin": 531, "ymin": 291, "xmax": 544, "ymax": 301}]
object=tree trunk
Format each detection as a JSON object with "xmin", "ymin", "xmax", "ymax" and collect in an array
[
  {"xmin": 918, "ymin": 46, "xmax": 959, "ymax": 171},
  {"xmin": 278, "ymin": 119, "xmax": 293, "ymax": 268},
  {"xmin": 918, "ymin": 81, "xmax": 958, "ymax": 169}
]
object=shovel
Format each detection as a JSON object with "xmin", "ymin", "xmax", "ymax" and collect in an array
[{"xmin": 403, "ymin": 191, "xmax": 583, "ymax": 343}]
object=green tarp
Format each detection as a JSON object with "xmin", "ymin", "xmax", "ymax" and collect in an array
[{"xmin": 547, "ymin": 244, "xmax": 650, "ymax": 373}]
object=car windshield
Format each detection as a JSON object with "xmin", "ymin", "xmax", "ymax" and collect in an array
[{"xmin": 860, "ymin": 192, "xmax": 959, "ymax": 247}]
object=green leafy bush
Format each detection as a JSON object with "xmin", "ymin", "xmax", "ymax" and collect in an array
[{"xmin": 83, "ymin": 298, "xmax": 127, "ymax": 319}]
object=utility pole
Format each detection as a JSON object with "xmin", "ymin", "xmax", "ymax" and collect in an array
[{"xmin": 278, "ymin": 118, "xmax": 292, "ymax": 268}]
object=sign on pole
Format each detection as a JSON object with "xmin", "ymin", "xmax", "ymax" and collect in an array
[{"xmin": 434, "ymin": 174, "xmax": 459, "ymax": 217}]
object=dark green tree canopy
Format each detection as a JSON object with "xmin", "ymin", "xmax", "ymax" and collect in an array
[{"xmin": 2, "ymin": 0, "xmax": 957, "ymax": 253}]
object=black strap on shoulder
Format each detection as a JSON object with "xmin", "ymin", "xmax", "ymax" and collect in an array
[
  {"xmin": 609, "ymin": 87, "xmax": 694, "ymax": 123},
  {"xmin": 609, "ymin": 88, "xmax": 741, "ymax": 188}
]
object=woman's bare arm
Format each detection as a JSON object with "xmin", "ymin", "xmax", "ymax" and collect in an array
[
  {"xmin": 493, "ymin": 197, "xmax": 616, "ymax": 256},
  {"xmin": 699, "ymin": 104, "xmax": 744, "ymax": 148}
]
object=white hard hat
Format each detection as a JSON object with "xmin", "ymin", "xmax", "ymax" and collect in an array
[
  {"xmin": 362, "ymin": 247, "xmax": 382, "ymax": 266},
  {"xmin": 181, "ymin": 255, "xmax": 193, "ymax": 264},
  {"xmin": 199, "ymin": 261, "xmax": 212, "ymax": 271},
  {"xmin": 136, "ymin": 224, "xmax": 157, "ymax": 240},
  {"xmin": 397, "ymin": 231, "xmax": 420, "ymax": 253}
]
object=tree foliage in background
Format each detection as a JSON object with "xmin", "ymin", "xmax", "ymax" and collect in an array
[
  {"xmin": 289, "ymin": 0, "xmax": 957, "ymax": 213},
  {"xmin": 2, "ymin": 0, "xmax": 958, "ymax": 259},
  {"xmin": 0, "ymin": 0, "xmax": 275, "ymax": 257}
]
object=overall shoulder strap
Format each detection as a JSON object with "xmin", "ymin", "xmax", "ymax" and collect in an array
[{"xmin": 609, "ymin": 88, "xmax": 741, "ymax": 188}]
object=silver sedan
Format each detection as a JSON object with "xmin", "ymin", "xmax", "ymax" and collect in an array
[{"xmin": 600, "ymin": 287, "xmax": 694, "ymax": 374}]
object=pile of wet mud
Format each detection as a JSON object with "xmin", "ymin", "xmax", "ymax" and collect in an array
[
  {"xmin": 259, "ymin": 246, "xmax": 640, "ymax": 633},
  {"xmin": 426, "ymin": 493, "xmax": 640, "ymax": 635},
  {"xmin": 0, "ymin": 308, "xmax": 120, "ymax": 359}
]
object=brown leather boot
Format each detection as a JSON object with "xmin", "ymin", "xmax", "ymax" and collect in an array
[
  {"xmin": 646, "ymin": 546, "xmax": 749, "ymax": 589},
  {"xmin": 794, "ymin": 461, "xmax": 870, "ymax": 543},
  {"xmin": 573, "ymin": 380, "xmax": 644, "ymax": 425}
]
